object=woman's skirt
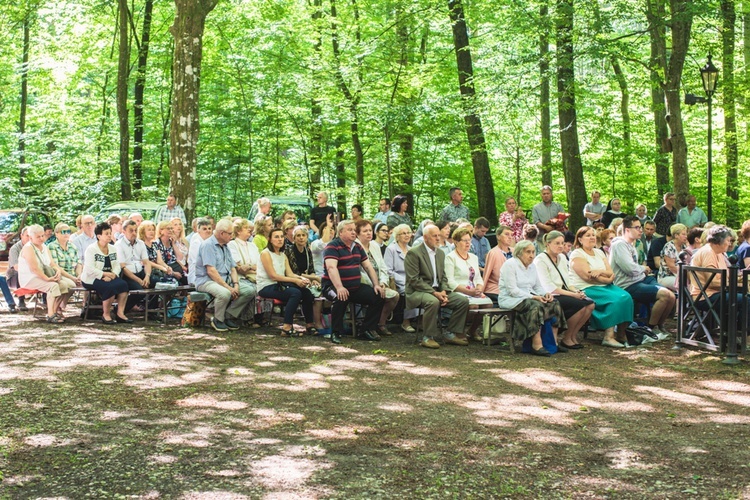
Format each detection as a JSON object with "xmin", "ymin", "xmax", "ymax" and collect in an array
[
  {"xmin": 582, "ymin": 284, "xmax": 634, "ymax": 330},
  {"xmin": 83, "ymin": 277, "xmax": 129, "ymax": 301},
  {"xmin": 512, "ymin": 298, "xmax": 568, "ymax": 341},
  {"xmin": 556, "ymin": 294, "xmax": 594, "ymax": 320}
]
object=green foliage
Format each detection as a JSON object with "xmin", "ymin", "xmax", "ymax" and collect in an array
[{"xmin": 0, "ymin": 0, "xmax": 746, "ymax": 226}]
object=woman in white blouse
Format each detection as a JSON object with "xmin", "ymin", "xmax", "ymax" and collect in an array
[
  {"xmin": 81, "ymin": 222, "xmax": 131, "ymax": 325},
  {"xmin": 18, "ymin": 224, "xmax": 76, "ymax": 323},
  {"xmin": 444, "ymin": 227, "xmax": 493, "ymax": 307},
  {"xmin": 497, "ymin": 240, "xmax": 568, "ymax": 356},
  {"xmin": 384, "ymin": 224, "xmax": 419, "ymax": 333},
  {"xmin": 227, "ymin": 218, "xmax": 260, "ymax": 326},
  {"xmin": 534, "ymin": 231, "xmax": 595, "ymax": 349}
]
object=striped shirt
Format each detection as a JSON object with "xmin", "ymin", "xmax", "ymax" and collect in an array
[{"xmin": 322, "ymin": 237, "xmax": 368, "ymax": 290}]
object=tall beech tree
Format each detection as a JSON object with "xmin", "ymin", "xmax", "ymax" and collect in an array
[
  {"xmin": 18, "ymin": 12, "xmax": 31, "ymax": 188},
  {"xmin": 722, "ymin": 0, "xmax": 738, "ymax": 226},
  {"xmin": 448, "ymin": 0, "xmax": 497, "ymax": 222},
  {"xmin": 116, "ymin": 0, "xmax": 132, "ymax": 200},
  {"xmin": 555, "ymin": 0, "xmax": 586, "ymax": 230},
  {"xmin": 646, "ymin": 0, "xmax": 671, "ymax": 199},
  {"xmin": 539, "ymin": 0, "xmax": 553, "ymax": 188},
  {"xmin": 661, "ymin": 0, "xmax": 693, "ymax": 205},
  {"xmin": 168, "ymin": 0, "xmax": 219, "ymax": 221},
  {"xmin": 133, "ymin": 0, "xmax": 155, "ymax": 195}
]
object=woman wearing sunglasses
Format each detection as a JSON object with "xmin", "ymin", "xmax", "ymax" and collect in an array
[{"xmin": 47, "ymin": 222, "xmax": 83, "ymax": 286}]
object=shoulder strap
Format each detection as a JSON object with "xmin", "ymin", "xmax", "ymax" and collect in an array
[{"xmin": 543, "ymin": 252, "xmax": 569, "ymax": 290}]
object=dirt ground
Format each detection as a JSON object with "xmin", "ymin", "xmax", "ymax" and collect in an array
[{"xmin": 0, "ymin": 309, "xmax": 749, "ymax": 499}]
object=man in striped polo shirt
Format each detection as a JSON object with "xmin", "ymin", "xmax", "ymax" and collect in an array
[{"xmin": 322, "ymin": 220, "xmax": 385, "ymax": 344}]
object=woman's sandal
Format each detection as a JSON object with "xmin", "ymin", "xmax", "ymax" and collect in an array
[
  {"xmin": 280, "ymin": 327, "xmax": 304, "ymax": 337},
  {"xmin": 306, "ymin": 326, "xmax": 318, "ymax": 336},
  {"xmin": 46, "ymin": 314, "xmax": 63, "ymax": 324}
]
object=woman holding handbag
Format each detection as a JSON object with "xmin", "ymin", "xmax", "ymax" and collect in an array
[{"xmin": 18, "ymin": 224, "xmax": 76, "ymax": 323}]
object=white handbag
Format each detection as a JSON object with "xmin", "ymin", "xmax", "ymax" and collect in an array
[{"xmin": 482, "ymin": 313, "xmax": 509, "ymax": 340}]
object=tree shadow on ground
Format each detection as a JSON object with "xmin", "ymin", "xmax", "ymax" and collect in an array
[{"xmin": 0, "ymin": 312, "xmax": 749, "ymax": 498}]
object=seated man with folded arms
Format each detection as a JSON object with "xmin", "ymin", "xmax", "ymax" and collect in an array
[
  {"xmin": 322, "ymin": 220, "xmax": 385, "ymax": 344},
  {"xmin": 405, "ymin": 224, "xmax": 470, "ymax": 349},
  {"xmin": 115, "ymin": 219, "xmax": 153, "ymax": 312},
  {"xmin": 609, "ymin": 215, "xmax": 675, "ymax": 339},
  {"xmin": 194, "ymin": 219, "xmax": 255, "ymax": 332}
]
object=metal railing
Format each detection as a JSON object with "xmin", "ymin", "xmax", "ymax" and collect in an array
[{"xmin": 677, "ymin": 260, "xmax": 747, "ymax": 363}]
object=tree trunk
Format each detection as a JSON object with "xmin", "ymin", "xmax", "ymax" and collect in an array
[
  {"xmin": 133, "ymin": 0, "xmax": 154, "ymax": 196},
  {"xmin": 329, "ymin": 0, "xmax": 364, "ymax": 203},
  {"xmin": 18, "ymin": 14, "xmax": 30, "ymax": 188},
  {"xmin": 744, "ymin": 0, "xmax": 750, "ymax": 147},
  {"xmin": 539, "ymin": 1, "xmax": 553, "ymax": 188},
  {"xmin": 117, "ymin": 0, "xmax": 132, "ymax": 200},
  {"xmin": 722, "ymin": 0, "xmax": 738, "ymax": 226},
  {"xmin": 647, "ymin": 0, "xmax": 672, "ymax": 199},
  {"xmin": 555, "ymin": 0, "xmax": 587, "ymax": 230},
  {"xmin": 334, "ymin": 135, "xmax": 347, "ymax": 213},
  {"xmin": 611, "ymin": 57, "xmax": 633, "ymax": 211},
  {"xmin": 168, "ymin": 0, "xmax": 218, "ymax": 222},
  {"xmin": 663, "ymin": 0, "xmax": 693, "ymax": 205},
  {"xmin": 309, "ymin": 0, "xmax": 323, "ymax": 196},
  {"xmin": 448, "ymin": 0, "xmax": 497, "ymax": 222},
  {"xmin": 157, "ymin": 60, "xmax": 173, "ymax": 191}
]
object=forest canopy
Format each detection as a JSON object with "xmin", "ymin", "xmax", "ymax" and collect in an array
[{"xmin": 0, "ymin": 0, "xmax": 746, "ymax": 227}]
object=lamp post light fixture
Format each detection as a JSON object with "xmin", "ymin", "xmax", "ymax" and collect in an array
[{"xmin": 701, "ymin": 54, "xmax": 719, "ymax": 222}]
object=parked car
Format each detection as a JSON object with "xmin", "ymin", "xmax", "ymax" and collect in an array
[
  {"xmin": 0, "ymin": 208, "xmax": 53, "ymax": 261},
  {"xmin": 248, "ymin": 196, "xmax": 313, "ymax": 224},
  {"xmin": 94, "ymin": 202, "xmax": 162, "ymax": 223}
]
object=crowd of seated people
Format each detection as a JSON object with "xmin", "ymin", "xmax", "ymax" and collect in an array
[{"xmin": 2, "ymin": 188, "xmax": 745, "ymax": 358}]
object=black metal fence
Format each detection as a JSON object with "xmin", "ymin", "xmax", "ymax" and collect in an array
[{"xmin": 676, "ymin": 262, "xmax": 747, "ymax": 363}]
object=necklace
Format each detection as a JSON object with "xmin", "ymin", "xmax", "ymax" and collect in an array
[{"xmin": 456, "ymin": 250, "xmax": 469, "ymax": 261}]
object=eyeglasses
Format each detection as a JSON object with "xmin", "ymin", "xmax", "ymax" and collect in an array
[
  {"xmin": 60, "ymin": 229, "xmax": 72, "ymax": 234},
  {"xmin": 630, "ymin": 226, "xmax": 643, "ymax": 231}
]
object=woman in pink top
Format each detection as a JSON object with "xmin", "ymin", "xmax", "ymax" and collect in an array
[
  {"xmin": 689, "ymin": 225, "xmax": 742, "ymax": 303},
  {"xmin": 484, "ymin": 225, "xmax": 514, "ymax": 305},
  {"xmin": 498, "ymin": 197, "xmax": 527, "ymax": 243}
]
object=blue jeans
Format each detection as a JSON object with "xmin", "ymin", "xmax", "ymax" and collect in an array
[
  {"xmin": 259, "ymin": 284, "xmax": 314, "ymax": 324},
  {"xmin": 0, "ymin": 276, "xmax": 16, "ymax": 308}
]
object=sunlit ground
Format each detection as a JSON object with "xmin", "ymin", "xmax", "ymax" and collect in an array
[{"xmin": 0, "ymin": 310, "xmax": 748, "ymax": 498}]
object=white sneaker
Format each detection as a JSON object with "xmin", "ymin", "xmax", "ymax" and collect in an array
[
  {"xmin": 640, "ymin": 334, "xmax": 658, "ymax": 345},
  {"xmin": 654, "ymin": 327, "xmax": 670, "ymax": 341}
]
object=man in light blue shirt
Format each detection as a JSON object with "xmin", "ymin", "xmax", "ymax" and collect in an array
[
  {"xmin": 195, "ymin": 219, "xmax": 254, "ymax": 332},
  {"xmin": 373, "ymin": 198, "xmax": 393, "ymax": 225},
  {"xmin": 677, "ymin": 195, "xmax": 708, "ymax": 229},
  {"xmin": 469, "ymin": 217, "xmax": 491, "ymax": 273},
  {"xmin": 72, "ymin": 215, "xmax": 97, "ymax": 264}
]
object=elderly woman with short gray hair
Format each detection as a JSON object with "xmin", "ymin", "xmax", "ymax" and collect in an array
[
  {"xmin": 496, "ymin": 240, "xmax": 568, "ymax": 356},
  {"xmin": 19, "ymin": 224, "xmax": 76, "ymax": 323}
]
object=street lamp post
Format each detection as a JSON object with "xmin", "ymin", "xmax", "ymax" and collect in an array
[{"xmin": 700, "ymin": 54, "xmax": 719, "ymax": 222}]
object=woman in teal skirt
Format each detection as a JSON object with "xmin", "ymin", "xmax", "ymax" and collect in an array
[{"xmin": 568, "ymin": 226, "xmax": 634, "ymax": 348}]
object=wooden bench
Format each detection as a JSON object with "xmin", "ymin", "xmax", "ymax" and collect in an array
[
  {"xmin": 466, "ymin": 307, "xmax": 517, "ymax": 351},
  {"xmin": 129, "ymin": 285, "xmax": 195, "ymax": 326}
]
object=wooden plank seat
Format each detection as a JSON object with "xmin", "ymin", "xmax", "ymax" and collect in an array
[
  {"xmin": 469, "ymin": 307, "xmax": 517, "ymax": 352},
  {"xmin": 128, "ymin": 285, "xmax": 195, "ymax": 326}
]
